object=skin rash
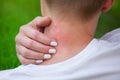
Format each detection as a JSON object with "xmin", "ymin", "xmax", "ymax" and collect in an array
[
  {"xmin": 40, "ymin": 0, "xmax": 103, "ymax": 65},
  {"xmin": 42, "ymin": 17, "xmax": 94, "ymax": 65}
]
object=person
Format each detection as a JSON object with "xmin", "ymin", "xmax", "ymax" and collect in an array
[{"xmin": 0, "ymin": 0, "xmax": 120, "ymax": 80}]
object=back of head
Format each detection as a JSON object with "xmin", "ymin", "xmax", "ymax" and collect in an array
[{"xmin": 44, "ymin": 0, "xmax": 106, "ymax": 21}]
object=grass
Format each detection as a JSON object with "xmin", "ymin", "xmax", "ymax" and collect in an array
[
  {"xmin": 0, "ymin": 0, "xmax": 120, "ymax": 70},
  {"xmin": 0, "ymin": 0, "xmax": 40, "ymax": 70}
]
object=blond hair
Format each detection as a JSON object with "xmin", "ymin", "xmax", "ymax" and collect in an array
[{"xmin": 45, "ymin": 0, "xmax": 106, "ymax": 21}]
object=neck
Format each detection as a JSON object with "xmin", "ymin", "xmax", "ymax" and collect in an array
[{"xmin": 41, "ymin": 14, "xmax": 99, "ymax": 65}]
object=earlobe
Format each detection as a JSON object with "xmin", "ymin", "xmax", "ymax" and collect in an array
[{"xmin": 102, "ymin": 0, "xmax": 114, "ymax": 13}]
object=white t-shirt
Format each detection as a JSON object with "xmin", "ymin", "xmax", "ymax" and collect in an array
[{"xmin": 0, "ymin": 28, "xmax": 120, "ymax": 80}]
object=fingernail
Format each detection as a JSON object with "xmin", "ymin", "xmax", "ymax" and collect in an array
[
  {"xmin": 50, "ymin": 41, "xmax": 58, "ymax": 46},
  {"xmin": 44, "ymin": 54, "xmax": 51, "ymax": 59},
  {"xmin": 49, "ymin": 49, "xmax": 56, "ymax": 54},
  {"xmin": 35, "ymin": 60, "xmax": 43, "ymax": 64}
]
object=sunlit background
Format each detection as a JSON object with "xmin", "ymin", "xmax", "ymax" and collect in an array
[{"xmin": 0, "ymin": 0, "xmax": 120, "ymax": 70}]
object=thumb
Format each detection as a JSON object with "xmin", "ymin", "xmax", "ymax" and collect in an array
[{"xmin": 28, "ymin": 16, "xmax": 51, "ymax": 29}]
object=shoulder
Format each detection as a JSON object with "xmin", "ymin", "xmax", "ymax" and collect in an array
[
  {"xmin": 95, "ymin": 28, "xmax": 120, "ymax": 57},
  {"xmin": 91, "ymin": 28, "xmax": 120, "ymax": 64},
  {"xmin": 100, "ymin": 28, "xmax": 120, "ymax": 43}
]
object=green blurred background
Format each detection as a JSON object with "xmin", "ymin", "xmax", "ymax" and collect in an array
[{"xmin": 0, "ymin": 0, "xmax": 120, "ymax": 70}]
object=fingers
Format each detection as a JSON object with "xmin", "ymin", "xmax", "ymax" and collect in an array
[
  {"xmin": 16, "ymin": 44, "xmax": 52, "ymax": 60},
  {"xmin": 15, "ymin": 16, "xmax": 58, "ymax": 65},
  {"xmin": 20, "ymin": 25, "xmax": 52, "ymax": 46},
  {"xmin": 15, "ymin": 34, "xmax": 56, "ymax": 54},
  {"xmin": 28, "ymin": 16, "xmax": 51, "ymax": 29},
  {"xmin": 17, "ymin": 54, "xmax": 43, "ymax": 65}
]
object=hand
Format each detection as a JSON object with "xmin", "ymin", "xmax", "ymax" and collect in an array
[{"xmin": 15, "ymin": 16, "xmax": 57, "ymax": 65}]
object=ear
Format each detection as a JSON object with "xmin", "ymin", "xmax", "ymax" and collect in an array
[{"xmin": 102, "ymin": 0, "xmax": 114, "ymax": 13}]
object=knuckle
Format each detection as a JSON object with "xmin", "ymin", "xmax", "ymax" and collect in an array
[
  {"xmin": 23, "ymin": 50, "xmax": 30, "ymax": 57},
  {"xmin": 20, "ymin": 25, "xmax": 25, "ymax": 32},
  {"xmin": 20, "ymin": 25, "xmax": 27, "ymax": 32},
  {"xmin": 27, "ymin": 40, "xmax": 34, "ymax": 48},
  {"xmin": 15, "ymin": 34, "xmax": 20, "ymax": 42},
  {"xmin": 20, "ymin": 58, "xmax": 26, "ymax": 64},
  {"xmin": 35, "ymin": 16, "xmax": 42, "ymax": 20},
  {"xmin": 32, "ymin": 31, "xmax": 39, "ymax": 39},
  {"xmin": 16, "ymin": 45, "xmax": 20, "ymax": 52}
]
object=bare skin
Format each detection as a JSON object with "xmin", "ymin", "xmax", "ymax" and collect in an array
[
  {"xmin": 40, "ymin": 0, "xmax": 98, "ymax": 65},
  {"xmin": 15, "ymin": 17, "xmax": 56, "ymax": 64},
  {"xmin": 16, "ymin": 0, "xmax": 114, "ymax": 65},
  {"xmin": 40, "ymin": 0, "xmax": 114, "ymax": 65}
]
